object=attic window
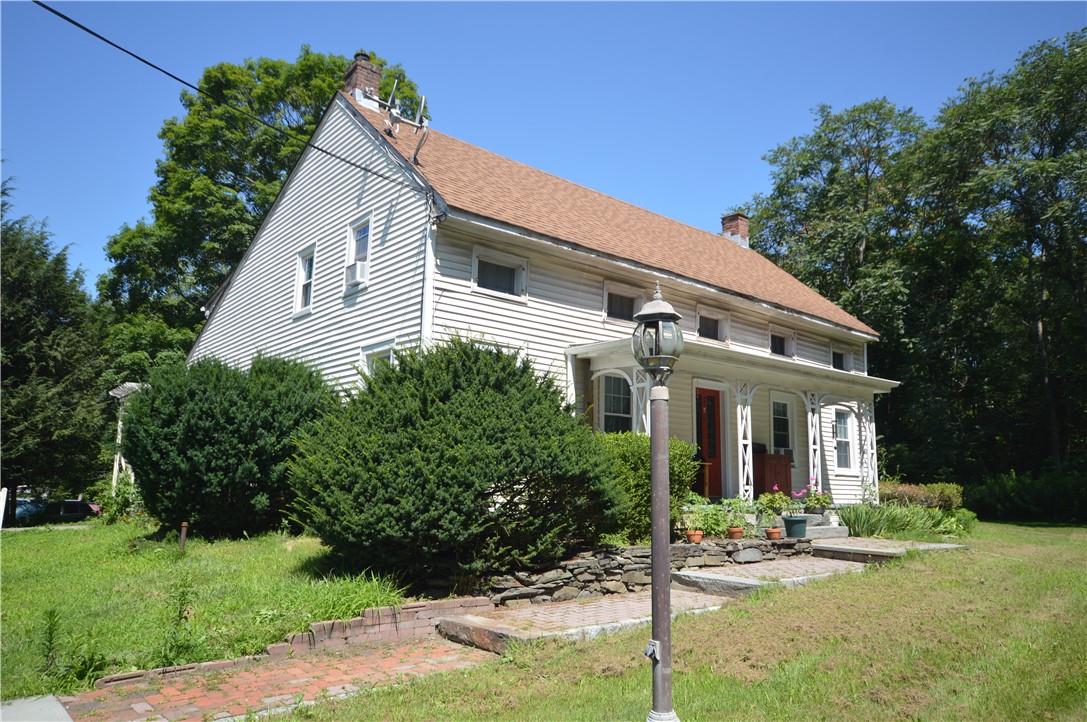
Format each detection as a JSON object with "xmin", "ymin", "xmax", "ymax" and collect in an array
[
  {"xmin": 472, "ymin": 247, "xmax": 527, "ymax": 299},
  {"xmin": 770, "ymin": 333, "xmax": 788, "ymax": 356},
  {"xmin": 607, "ymin": 293, "xmax": 637, "ymax": 321},
  {"xmin": 832, "ymin": 349, "xmax": 849, "ymax": 371}
]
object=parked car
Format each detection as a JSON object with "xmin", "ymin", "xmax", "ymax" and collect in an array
[
  {"xmin": 50, "ymin": 500, "xmax": 101, "ymax": 523},
  {"xmin": 15, "ymin": 498, "xmax": 48, "ymax": 524}
]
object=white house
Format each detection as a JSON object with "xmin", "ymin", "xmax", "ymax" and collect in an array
[{"xmin": 190, "ymin": 53, "xmax": 899, "ymax": 505}]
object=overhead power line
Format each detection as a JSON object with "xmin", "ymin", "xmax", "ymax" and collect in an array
[{"xmin": 32, "ymin": 0, "xmax": 419, "ymax": 192}]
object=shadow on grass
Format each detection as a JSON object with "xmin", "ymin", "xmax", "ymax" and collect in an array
[{"xmin": 979, "ymin": 519, "xmax": 1086, "ymax": 529}]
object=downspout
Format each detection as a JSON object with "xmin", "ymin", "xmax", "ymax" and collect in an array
[{"xmin": 420, "ymin": 190, "xmax": 439, "ymax": 345}]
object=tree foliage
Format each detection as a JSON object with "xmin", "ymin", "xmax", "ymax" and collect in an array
[
  {"xmin": 122, "ymin": 356, "xmax": 335, "ymax": 537},
  {"xmin": 289, "ymin": 339, "xmax": 623, "ymax": 583},
  {"xmin": 743, "ymin": 30, "xmax": 1087, "ymax": 486},
  {"xmin": 98, "ymin": 47, "xmax": 427, "ymax": 378},
  {"xmin": 1, "ymin": 183, "xmax": 109, "ymax": 509}
]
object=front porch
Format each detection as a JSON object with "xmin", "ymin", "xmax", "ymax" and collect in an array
[{"xmin": 565, "ymin": 337, "xmax": 899, "ymax": 505}]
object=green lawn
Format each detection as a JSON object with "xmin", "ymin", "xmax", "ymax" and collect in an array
[
  {"xmin": 288, "ymin": 523, "xmax": 1087, "ymax": 721},
  {"xmin": 0, "ymin": 521, "xmax": 402, "ymax": 699}
]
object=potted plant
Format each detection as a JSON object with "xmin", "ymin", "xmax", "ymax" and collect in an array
[
  {"xmin": 725, "ymin": 510, "xmax": 745, "ymax": 539},
  {"xmin": 805, "ymin": 489, "xmax": 833, "ymax": 516},
  {"xmin": 685, "ymin": 504, "xmax": 706, "ymax": 543},
  {"xmin": 781, "ymin": 501, "xmax": 808, "ymax": 538},
  {"xmin": 760, "ymin": 511, "xmax": 782, "ymax": 540}
]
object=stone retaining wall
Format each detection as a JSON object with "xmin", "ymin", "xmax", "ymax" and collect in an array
[{"xmin": 488, "ymin": 539, "xmax": 812, "ymax": 606}]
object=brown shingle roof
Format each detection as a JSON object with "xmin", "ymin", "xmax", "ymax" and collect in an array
[{"xmin": 342, "ymin": 93, "xmax": 876, "ymax": 336}]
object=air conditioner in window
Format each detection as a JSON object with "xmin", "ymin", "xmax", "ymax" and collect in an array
[{"xmin": 344, "ymin": 260, "xmax": 366, "ymax": 287}]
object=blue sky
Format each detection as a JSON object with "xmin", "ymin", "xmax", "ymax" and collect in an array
[{"xmin": 2, "ymin": 2, "xmax": 1083, "ymax": 293}]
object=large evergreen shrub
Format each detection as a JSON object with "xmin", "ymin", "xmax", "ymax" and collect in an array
[
  {"xmin": 123, "ymin": 356, "xmax": 335, "ymax": 536},
  {"xmin": 289, "ymin": 339, "xmax": 622, "ymax": 582},
  {"xmin": 597, "ymin": 432, "xmax": 700, "ymax": 543}
]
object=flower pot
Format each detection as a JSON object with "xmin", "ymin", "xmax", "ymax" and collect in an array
[
  {"xmin": 726, "ymin": 526, "xmax": 744, "ymax": 540},
  {"xmin": 764, "ymin": 527, "xmax": 782, "ymax": 540},
  {"xmin": 685, "ymin": 530, "xmax": 704, "ymax": 544},
  {"xmin": 782, "ymin": 515, "xmax": 808, "ymax": 538}
]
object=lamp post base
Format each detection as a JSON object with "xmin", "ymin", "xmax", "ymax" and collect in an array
[{"xmin": 647, "ymin": 710, "xmax": 681, "ymax": 722}]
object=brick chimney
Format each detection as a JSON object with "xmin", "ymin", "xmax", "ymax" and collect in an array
[
  {"xmin": 343, "ymin": 52, "xmax": 382, "ymax": 103},
  {"xmin": 721, "ymin": 212, "xmax": 750, "ymax": 248}
]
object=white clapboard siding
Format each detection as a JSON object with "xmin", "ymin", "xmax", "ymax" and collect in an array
[
  {"xmin": 797, "ymin": 331, "xmax": 831, "ymax": 366},
  {"xmin": 730, "ymin": 314, "xmax": 770, "ymax": 352},
  {"xmin": 822, "ymin": 401, "xmax": 865, "ymax": 504},
  {"xmin": 189, "ymin": 99, "xmax": 429, "ymax": 388},
  {"xmin": 432, "ymin": 231, "xmax": 653, "ymax": 381}
]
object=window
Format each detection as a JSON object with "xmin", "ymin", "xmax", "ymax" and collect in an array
[
  {"xmin": 343, "ymin": 216, "xmax": 371, "ymax": 290},
  {"xmin": 602, "ymin": 375, "xmax": 633, "ymax": 432},
  {"xmin": 771, "ymin": 397, "xmax": 794, "ymax": 464},
  {"xmin": 607, "ymin": 293, "xmax": 637, "ymax": 321},
  {"xmin": 834, "ymin": 410, "xmax": 853, "ymax": 469},
  {"xmin": 295, "ymin": 247, "xmax": 315, "ymax": 312},
  {"xmin": 472, "ymin": 247, "xmax": 527, "ymax": 298},
  {"xmin": 362, "ymin": 341, "xmax": 396, "ymax": 376},
  {"xmin": 770, "ymin": 333, "xmax": 788, "ymax": 356},
  {"xmin": 477, "ymin": 259, "xmax": 517, "ymax": 295},
  {"xmin": 698, "ymin": 316, "xmax": 720, "ymax": 340},
  {"xmin": 832, "ymin": 350, "xmax": 847, "ymax": 370}
]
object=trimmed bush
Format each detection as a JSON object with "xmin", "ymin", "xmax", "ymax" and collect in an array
[
  {"xmin": 880, "ymin": 481, "xmax": 963, "ymax": 510},
  {"xmin": 123, "ymin": 356, "xmax": 335, "ymax": 536},
  {"xmin": 597, "ymin": 432, "xmax": 699, "ymax": 543},
  {"xmin": 288, "ymin": 339, "xmax": 623, "ymax": 582}
]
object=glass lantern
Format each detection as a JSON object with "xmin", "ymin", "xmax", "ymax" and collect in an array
[{"xmin": 631, "ymin": 283, "xmax": 684, "ymax": 382}]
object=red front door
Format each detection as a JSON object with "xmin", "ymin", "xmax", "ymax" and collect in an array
[{"xmin": 695, "ymin": 388, "xmax": 723, "ymax": 498}]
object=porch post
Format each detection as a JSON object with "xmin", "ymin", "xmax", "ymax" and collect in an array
[
  {"xmin": 804, "ymin": 391, "xmax": 823, "ymax": 494},
  {"xmin": 857, "ymin": 401, "xmax": 878, "ymax": 502},
  {"xmin": 734, "ymin": 382, "xmax": 757, "ymax": 501}
]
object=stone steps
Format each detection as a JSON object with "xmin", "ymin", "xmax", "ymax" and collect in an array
[
  {"xmin": 811, "ymin": 538, "xmax": 966, "ymax": 563},
  {"xmin": 672, "ymin": 557, "xmax": 866, "ymax": 596},
  {"xmin": 804, "ymin": 525, "xmax": 850, "ymax": 539}
]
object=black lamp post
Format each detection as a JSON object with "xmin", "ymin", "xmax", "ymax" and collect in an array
[{"xmin": 631, "ymin": 283, "xmax": 684, "ymax": 722}]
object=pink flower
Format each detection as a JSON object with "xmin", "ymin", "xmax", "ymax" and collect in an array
[
  {"xmin": 792, "ymin": 490, "xmax": 805, "ymax": 498},
  {"xmin": 772, "ymin": 484, "xmax": 779, "ymax": 492}
]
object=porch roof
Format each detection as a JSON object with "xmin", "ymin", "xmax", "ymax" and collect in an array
[{"xmin": 565, "ymin": 338, "xmax": 901, "ymax": 395}]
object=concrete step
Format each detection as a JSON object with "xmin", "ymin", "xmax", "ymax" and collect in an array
[
  {"xmin": 804, "ymin": 525, "xmax": 850, "ymax": 539},
  {"xmin": 672, "ymin": 557, "xmax": 866, "ymax": 596},
  {"xmin": 812, "ymin": 537, "xmax": 966, "ymax": 563}
]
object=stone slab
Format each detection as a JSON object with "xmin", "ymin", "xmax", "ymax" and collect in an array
[
  {"xmin": 438, "ymin": 589, "xmax": 726, "ymax": 655},
  {"xmin": 804, "ymin": 525, "xmax": 850, "ymax": 539},
  {"xmin": 673, "ymin": 556, "xmax": 866, "ymax": 594},
  {"xmin": 812, "ymin": 537, "xmax": 965, "ymax": 562},
  {"xmin": 1, "ymin": 695, "xmax": 74, "ymax": 721}
]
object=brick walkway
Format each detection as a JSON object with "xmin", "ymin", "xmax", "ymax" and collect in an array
[{"xmin": 60, "ymin": 638, "xmax": 494, "ymax": 722}]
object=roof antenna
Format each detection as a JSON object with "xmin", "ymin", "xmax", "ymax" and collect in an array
[
  {"xmin": 383, "ymin": 78, "xmax": 401, "ymax": 135},
  {"xmin": 413, "ymin": 95, "xmax": 426, "ymax": 126}
]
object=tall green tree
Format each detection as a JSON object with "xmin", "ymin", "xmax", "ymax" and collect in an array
[
  {"xmin": 99, "ymin": 47, "xmax": 426, "ymax": 375},
  {"xmin": 740, "ymin": 30, "xmax": 1086, "ymax": 486},
  {"xmin": 1, "ymin": 183, "xmax": 108, "ymax": 515}
]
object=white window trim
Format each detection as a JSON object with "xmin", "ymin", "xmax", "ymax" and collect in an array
[
  {"xmin": 695, "ymin": 304, "xmax": 731, "ymax": 343},
  {"xmin": 769, "ymin": 390, "xmax": 796, "ymax": 467},
  {"xmin": 602, "ymin": 281, "xmax": 646, "ymax": 323},
  {"xmin": 830, "ymin": 344, "xmax": 853, "ymax": 372},
  {"xmin": 293, "ymin": 243, "xmax": 317, "ymax": 317},
  {"xmin": 344, "ymin": 211, "xmax": 374, "ymax": 294},
  {"xmin": 471, "ymin": 245, "xmax": 529, "ymax": 302},
  {"xmin": 361, "ymin": 338, "xmax": 398, "ymax": 376},
  {"xmin": 597, "ymin": 372, "xmax": 635, "ymax": 433},
  {"xmin": 768, "ymin": 324, "xmax": 797, "ymax": 358},
  {"xmin": 831, "ymin": 407, "xmax": 859, "ymax": 476}
]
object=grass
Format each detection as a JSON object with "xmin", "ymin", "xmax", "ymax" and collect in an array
[
  {"xmin": 0, "ymin": 521, "xmax": 403, "ymax": 699},
  {"xmin": 286, "ymin": 522, "xmax": 1087, "ymax": 721}
]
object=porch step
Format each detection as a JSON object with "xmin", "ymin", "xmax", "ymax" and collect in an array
[
  {"xmin": 672, "ymin": 557, "xmax": 866, "ymax": 596},
  {"xmin": 812, "ymin": 537, "xmax": 966, "ymax": 563},
  {"xmin": 804, "ymin": 525, "xmax": 850, "ymax": 539}
]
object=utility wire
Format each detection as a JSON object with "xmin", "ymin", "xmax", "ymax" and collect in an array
[{"xmin": 32, "ymin": 0, "xmax": 419, "ymax": 192}]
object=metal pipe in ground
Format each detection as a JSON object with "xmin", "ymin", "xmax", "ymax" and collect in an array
[
  {"xmin": 179, "ymin": 521, "xmax": 189, "ymax": 555},
  {"xmin": 648, "ymin": 384, "xmax": 679, "ymax": 722}
]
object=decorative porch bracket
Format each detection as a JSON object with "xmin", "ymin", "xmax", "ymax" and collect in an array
[
  {"xmin": 734, "ymin": 382, "xmax": 760, "ymax": 501},
  {"xmin": 858, "ymin": 401, "xmax": 879, "ymax": 503},
  {"xmin": 804, "ymin": 391, "xmax": 824, "ymax": 494}
]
